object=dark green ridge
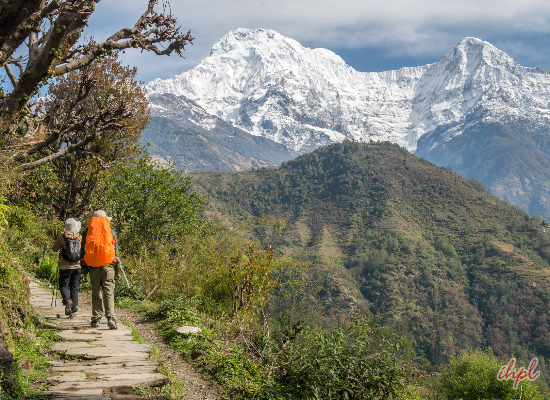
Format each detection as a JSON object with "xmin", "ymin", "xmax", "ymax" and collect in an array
[{"xmin": 193, "ymin": 140, "xmax": 550, "ymax": 367}]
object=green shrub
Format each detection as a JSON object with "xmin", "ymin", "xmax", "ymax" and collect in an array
[
  {"xmin": 466, "ymin": 178, "xmax": 487, "ymax": 193},
  {"xmin": 266, "ymin": 318, "xmax": 411, "ymax": 400},
  {"xmin": 440, "ymin": 350, "xmax": 544, "ymax": 400},
  {"xmin": 0, "ymin": 220, "xmax": 60, "ymax": 399},
  {"xmin": 196, "ymin": 352, "xmax": 262, "ymax": 398},
  {"xmin": 119, "ymin": 231, "xmax": 278, "ymax": 317},
  {"xmin": 105, "ymin": 152, "xmax": 217, "ymax": 253},
  {"xmin": 36, "ymin": 255, "xmax": 58, "ymax": 287}
]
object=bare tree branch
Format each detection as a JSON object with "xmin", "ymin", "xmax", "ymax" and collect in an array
[
  {"xmin": 76, "ymin": 150, "xmax": 110, "ymax": 169},
  {"xmin": 0, "ymin": 0, "xmax": 192, "ymax": 135},
  {"xmin": 4, "ymin": 64, "xmax": 17, "ymax": 86},
  {"xmin": 16, "ymin": 131, "xmax": 97, "ymax": 170}
]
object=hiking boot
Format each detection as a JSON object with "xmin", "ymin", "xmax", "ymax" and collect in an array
[
  {"xmin": 69, "ymin": 313, "xmax": 76, "ymax": 319},
  {"xmin": 65, "ymin": 299, "xmax": 73, "ymax": 316},
  {"xmin": 91, "ymin": 319, "xmax": 100, "ymax": 328},
  {"xmin": 107, "ymin": 317, "xmax": 118, "ymax": 330}
]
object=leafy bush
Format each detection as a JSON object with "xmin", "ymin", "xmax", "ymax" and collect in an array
[
  {"xmin": 434, "ymin": 237, "xmax": 457, "ymax": 258},
  {"xmin": 266, "ymin": 318, "xmax": 411, "ymax": 400},
  {"xmin": 196, "ymin": 352, "xmax": 262, "ymax": 398},
  {"xmin": 228, "ymin": 245, "xmax": 275, "ymax": 316},
  {"xmin": 440, "ymin": 350, "xmax": 544, "ymax": 400},
  {"xmin": 466, "ymin": 178, "xmax": 487, "ymax": 193},
  {"xmin": 105, "ymin": 152, "xmax": 217, "ymax": 253},
  {"xmin": 36, "ymin": 255, "xmax": 58, "ymax": 287}
]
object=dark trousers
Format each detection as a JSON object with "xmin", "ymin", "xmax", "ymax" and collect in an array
[{"xmin": 59, "ymin": 269, "xmax": 82, "ymax": 313}]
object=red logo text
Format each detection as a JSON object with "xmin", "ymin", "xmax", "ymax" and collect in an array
[{"xmin": 497, "ymin": 358, "xmax": 541, "ymax": 389}]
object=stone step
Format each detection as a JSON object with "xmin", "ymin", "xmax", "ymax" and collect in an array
[
  {"xmin": 46, "ymin": 372, "xmax": 87, "ymax": 382},
  {"xmin": 40, "ymin": 388, "xmax": 105, "ymax": 398},
  {"xmin": 58, "ymin": 331, "xmax": 134, "ymax": 341},
  {"xmin": 64, "ymin": 344, "xmax": 150, "ymax": 357},
  {"xmin": 42, "ymin": 373, "xmax": 169, "ymax": 393},
  {"xmin": 53, "ymin": 365, "xmax": 158, "ymax": 375},
  {"xmin": 54, "ymin": 342, "xmax": 150, "ymax": 351}
]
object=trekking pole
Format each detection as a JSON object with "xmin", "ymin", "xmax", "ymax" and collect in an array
[
  {"xmin": 43, "ymin": 244, "xmax": 57, "ymax": 308},
  {"xmin": 51, "ymin": 270, "xmax": 58, "ymax": 307},
  {"xmin": 51, "ymin": 281, "xmax": 55, "ymax": 307},
  {"xmin": 113, "ymin": 230, "xmax": 131, "ymax": 289},
  {"xmin": 119, "ymin": 259, "xmax": 130, "ymax": 289},
  {"xmin": 52, "ymin": 267, "xmax": 59, "ymax": 308}
]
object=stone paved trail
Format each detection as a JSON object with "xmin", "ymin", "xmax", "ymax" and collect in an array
[{"xmin": 29, "ymin": 278, "xmax": 169, "ymax": 399}]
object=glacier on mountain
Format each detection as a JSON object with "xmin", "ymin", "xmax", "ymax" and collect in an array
[{"xmin": 146, "ymin": 28, "xmax": 550, "ymax": 153}]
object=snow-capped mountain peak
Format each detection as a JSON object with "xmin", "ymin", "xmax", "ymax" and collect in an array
[{"xmin": 146, "ymin": 29, "xmax": 550, "ymax": 153}]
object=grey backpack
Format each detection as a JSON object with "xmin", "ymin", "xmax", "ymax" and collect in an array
[{"xmin": 61, "ymin": 236, "xmax": 81, "ymax": 262}]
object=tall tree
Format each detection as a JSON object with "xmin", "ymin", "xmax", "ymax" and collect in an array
[{"xmin": 26, "ymin": 57, "xmax": 149, "ymax": 218}]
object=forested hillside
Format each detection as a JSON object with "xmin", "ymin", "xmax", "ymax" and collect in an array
[{"xmin": 194, "ymin": 141, "xmax": 550, "ymax": 369}]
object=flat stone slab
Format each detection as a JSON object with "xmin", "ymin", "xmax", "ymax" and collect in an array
[
  {"xmin": 99, "ymin": 372, "xmax": 164, "ymax": 381},
  {"xmin": 66, "ymin": 353, "xmax": 150, "ymax": 362},
  {"xmin": 52, "ymin": 342, "xmax": 97, "ymax": 351},
  {"xmin": 46, "ymin": 372, "xmax": 87, "ymax": 382},
  {"xmin": 46, "ymin": 374, "xmax": 169, "ymax": 391},
  {"xmin": 50, "ymin": 396, "xmax": 110, "ymax": 400},
  {"xmin": 52, "ymin": 360, "xmax": 157, "ymax": 371},
  {"xmin": 84, "ymin": 341, "xmax": 150, "ymax": 348},
  {"xmin": 70, "ymin": 328, "xmax": 132, "ymax": 336},
  {"xmin": 72, "ymin": 356, "xmax": 154, "ymax": 364},
  {"xmin": 48, "ymin": 361, "xmax": 69, "ymax": 367},
  {"xmin": 65, "ymin": 344, "xmax": 150, "ymax": 357},
  {"xmin": 53, "ymin": 365, "xmax": 158, "ymax": 375},
  {"xmin": 177, "ymin": 326, "xmax": 202, "ymax": 334},
  {"xmin": 41, "ymin": 388, "xmax": 104, "ymax": 397},
  {"xmin": 58, "ymin": 331, "xmax": 133, "ymax": 341},
  {"xmin": 59, "ymin": 341, "xmax": 149, "ymax": 350}
]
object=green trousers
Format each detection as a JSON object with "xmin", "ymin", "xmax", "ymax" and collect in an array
[{"xmin": 89, "ymin": 265, "xmax": 116, "ymax": 321}]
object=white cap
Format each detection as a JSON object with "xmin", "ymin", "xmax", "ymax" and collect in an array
[
  {"xmin": 92, "ymin": 210, "xmax": 112, "ymax": 222},
  {"xmin": 64, "ymin": 218, "xmax": 81, "ymax": 232}
]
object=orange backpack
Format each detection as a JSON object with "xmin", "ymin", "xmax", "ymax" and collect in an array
[{"xmin": 83, "ymin": 217, "xmax": 115, "ymax": 267}]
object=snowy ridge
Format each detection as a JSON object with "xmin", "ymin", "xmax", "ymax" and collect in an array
[{"xmin": 146, "ymin": 29, "xmax": 550, "ymax": 153}]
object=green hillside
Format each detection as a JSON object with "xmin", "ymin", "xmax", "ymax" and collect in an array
[
  {"xmin": 193, "ymin": 140, "xmax": 550, "ymax": 367},
  {"xmin": 141, "ymin": 117, "xmax": 274, "ymax": 172}
]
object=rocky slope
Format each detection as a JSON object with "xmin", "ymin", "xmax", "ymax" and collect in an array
[
  {"xmin": 148, "ymin": 94, "xmax": 298, "ymax": 164},
  {"xmin": 142, "ymin": 117, "xmax": 275, "ymax": 172}
]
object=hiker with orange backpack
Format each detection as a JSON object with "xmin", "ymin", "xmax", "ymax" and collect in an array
[
  {"xmin": 52, "ymin": 218, "xmax": 83, "ymax": 319},
  {"xmin": 81, "ymin": 210, "xmax": 121, "ymax": 329}
]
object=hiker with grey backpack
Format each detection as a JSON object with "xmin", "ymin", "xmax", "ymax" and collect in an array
[{"xmin": 52, "ymin": 218, "xmax": 83, "ymax": 319}]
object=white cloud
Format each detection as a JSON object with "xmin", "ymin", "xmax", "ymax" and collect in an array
[{"xmin": 83, "ymin": 0, "xmax": 550, "ymax": 81}]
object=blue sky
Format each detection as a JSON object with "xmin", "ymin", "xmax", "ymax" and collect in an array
[{"xmin": 8, "ymin": 0, "xmax": 550, "ymax": 88}]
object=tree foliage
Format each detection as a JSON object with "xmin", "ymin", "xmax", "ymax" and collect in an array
[
  {"xmin": 0, "ymin": 0, "xmax": 192, "ymax": 168},
  {"xmin": 19, "ymin": 57, "xmax": 149, "ymax": 218},
  {"xmin": 440, "ymin": 350, "xmax": 544, "ymax": 400},
  {"xmin": 264, "ymin": 317, "xmax": 412, "ymax": 400},
  {"xmin": 105, "ymin": 152, "xmax": 216, "ymax": 253}
]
